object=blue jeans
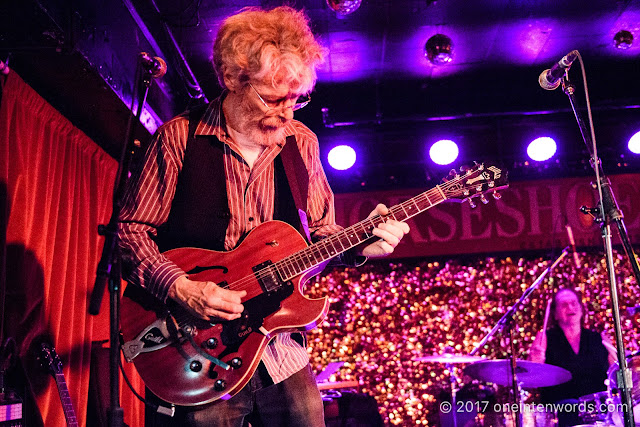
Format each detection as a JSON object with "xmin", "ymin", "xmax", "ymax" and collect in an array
[{"xmin": 160, "ymin": 364, "xmax": 325, "ymax": 427}]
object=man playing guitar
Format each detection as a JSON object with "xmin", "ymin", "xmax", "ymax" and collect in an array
[{"xmin": 117, "ymin": 6, "xmax": 409, "ymax": 426}]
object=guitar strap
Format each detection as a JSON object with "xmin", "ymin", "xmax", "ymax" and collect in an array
[{"xmin": 278, "ymin": 135, "xmax": 311, "ymax": 243}]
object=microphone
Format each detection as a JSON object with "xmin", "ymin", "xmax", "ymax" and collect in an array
[
  {"xmin": 565, "ymin": 223, "xmax": 581, "ymax": 269},
  {"xmin": 140, "ymin": 52, "xmax": 167, "ymax": 78},
  {"xmin": 628, "ymin": 305, "xmax": 640, "ymax": 315},
  {"xmin": 538, "ymin": 50, "xmax": 579, "ymax": 90}
]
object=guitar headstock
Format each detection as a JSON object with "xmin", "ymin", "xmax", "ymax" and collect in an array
[
  {"xmin": 39, "ymin": 342, "xmax": 63, "ymax": 376},
  {"xmin": 440, "ymin": 163, "xmax": 509, "ymax": 205}
]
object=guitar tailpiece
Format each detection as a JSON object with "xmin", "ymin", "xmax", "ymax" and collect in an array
[{"xmin": 122, "ymin": 317, "xmax": 177, "ymax": 362}]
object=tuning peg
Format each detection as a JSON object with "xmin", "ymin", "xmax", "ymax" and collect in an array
[
  {"xmin": 480, "ymin": 195, "xmax": 489, "ymax": 204},
  {"xmin": 449, "ymin": 169, "xmax": 457, "ymax": 177},
  {"xmin": 468, "ymin": 199, "xmax": 477, "ymax": 209},
  {"xmin": 492, "ymin": 192, "xmax": 502, "ymax": 200},
  {"xmin": 459, "ymin": 165, "xmax": 469, "ymax": 172}
]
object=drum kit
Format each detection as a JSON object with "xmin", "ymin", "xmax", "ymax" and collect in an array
[{"xmin": 417, "ymin": 352, "xmax": 640, "ymax": 427}]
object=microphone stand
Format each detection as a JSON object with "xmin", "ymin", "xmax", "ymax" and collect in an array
[
  {"xmin": 89, "ymin": 55, "xmax": 160, "ymax": 427},
  {"xmin": 470, "ymin": 248, "xmax": 569, "ymax": 427},
  {"xmin": 561, "ymin": 67, "xmax": 639, "ymax": 427}
]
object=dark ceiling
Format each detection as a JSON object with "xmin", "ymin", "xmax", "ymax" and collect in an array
[{"xmin": 2, "ymin": 0, "xmax": 640, "ymax": 192}]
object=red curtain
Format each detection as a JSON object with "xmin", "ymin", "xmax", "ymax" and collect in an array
[{"xmin": 0, "ymin": 71, "xmax": 144, "ymax": 426}]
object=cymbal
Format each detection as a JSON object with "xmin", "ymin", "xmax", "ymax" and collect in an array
[
  {"xmin": 415, "ymin": 354, "xmax": 485, "ymax": 364},
  {"xmin": 464, "ymin": 359, "xmax": 572, "ymax": 388}
]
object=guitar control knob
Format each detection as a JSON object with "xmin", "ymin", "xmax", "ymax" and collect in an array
[
  {"xmin": 204, "ymin": 338, "xmax": 219, "ymax": 349},
  {"xmin": 230, "ymin": 358, "xmax": 243, "ymax": 369},
  {"xmin": 214, "ymin": 379, "xmax": 227, "ymax": 391},
  {"xmin": 189, "ymin": 360, "xmax": 202, "ymax": 372}
]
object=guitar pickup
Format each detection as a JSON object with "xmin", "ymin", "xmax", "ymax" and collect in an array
[
  {"xmin": 122, "ymin": 317, "xmax": 180, "ymax": 362},
  {"xmin": 252, "ymin": 260, "xmax": 283, "ymax": 294}
]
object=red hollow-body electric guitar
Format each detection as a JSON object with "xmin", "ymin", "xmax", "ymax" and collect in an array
[{"xmin": 120, "ymin": 163, "xmax": 508, "ymax": 406}]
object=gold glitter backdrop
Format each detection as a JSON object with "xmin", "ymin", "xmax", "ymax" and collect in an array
[{"xmin": 307, "ymin": 250, "xmax": 640, "ymax": 426}]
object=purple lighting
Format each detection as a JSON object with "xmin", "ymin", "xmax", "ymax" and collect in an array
[
  {"xmin": 429, "ymin": 139, "xmax": 459, "ymax": 165},
  {"xmin": 527, "ymin": 137, "xmax": 557, "ymax": 161},
  {"xmin": 629, "ymin": 131, "xmax": 640, "ymax": 154},
  {"xmin": 317, "ymin": 31, "xmax": 371, "ymax": 82},
  {"xmin": 328, "ymin": 145, "xmax": 357, "ymax": 170}
]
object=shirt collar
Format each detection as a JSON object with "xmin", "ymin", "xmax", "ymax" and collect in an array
[{"xmin": 194, "ymin": 92, "xmax": 228, "ymax": 142}]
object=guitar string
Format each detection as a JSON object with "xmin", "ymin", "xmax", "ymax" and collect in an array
[
  {"xmin": 215, "ymin": 182, "xmax": 456, "ymax": 294},
  {"xmin": 216, "ymin": 175, "xmax": 478, "ymax": 294},
  {"xmin": 201, "ymin": 170, "xmax": 496, "ymax": 295},
  {"xmin": 271, "ymin": 169, "xmax": 498, "ymax": 286}
]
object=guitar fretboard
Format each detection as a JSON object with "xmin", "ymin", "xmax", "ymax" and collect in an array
[
  {"xmin": 54, "ymin": 372, "xmax": 79, "ymax": 427},
  {"xmin": 274, "ymin": 185, "xmax": 446, "ymax": 281}
]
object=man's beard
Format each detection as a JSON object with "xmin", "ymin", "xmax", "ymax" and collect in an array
[
  {"xmin": 238, "ymin": 101, "xmax": 289, "ymax": 147},
  {"xmin": 252, "ymin": 116, "xmax": 288, "ymax": 147}
]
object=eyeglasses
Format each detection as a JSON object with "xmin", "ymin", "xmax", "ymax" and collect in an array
[{"xmin": 248, "ymin": 83, "xmax": 311, "ymax": 113}]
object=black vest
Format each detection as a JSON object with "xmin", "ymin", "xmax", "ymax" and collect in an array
[
  {"xmin": 155, "ymin": 106, "xmax": 309, "ymax": 252},
  {"xmin": 541, "ymin": 327, "xmax": 609, "ymax": 403}
]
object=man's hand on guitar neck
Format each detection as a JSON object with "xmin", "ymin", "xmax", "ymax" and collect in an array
[
  {"xmin": 168, "ymin": 276, "xmax": 247, "ymax": 320},
  {"xmin": 358, "ymin": 204, "xmax": 410, "ymax": 258}
]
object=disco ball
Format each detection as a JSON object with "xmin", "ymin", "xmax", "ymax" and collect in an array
[
  {"xmin": 326, "ymin": 0, "xmax": 362, "ymax": 16},
  {"xmin": 425, "ymin": 34, "xmax": 453, "ymax": 65},
  {"xmin": 613, "ymin": 30, "xmax": 633, "ymax": 49}
]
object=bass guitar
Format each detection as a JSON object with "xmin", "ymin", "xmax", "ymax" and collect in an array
[{"xmin": 120, "ymin": 162, "xmax": 508, "ymax": 406}]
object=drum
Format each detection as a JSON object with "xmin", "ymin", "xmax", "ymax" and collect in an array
[
  {"xmin": 477, "ymin": 409, "xmax": 557, "ymax": 427},
  {"xmin": 578, "ymin": 391, "xmax": 613, "ymax": 425},
  {"xmin": 438, "ymin": 382, "xmax": 497, "ymax": 427},
  {"xmin": 607, "ymin": 355, "xmax": 640, "ymax": 427}
]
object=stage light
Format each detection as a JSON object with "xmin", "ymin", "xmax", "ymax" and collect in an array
[
  {"xmin": 629, "ymin": 131, "xmax": 640, "ymax": 154},
  {"xmin": 527, "ymin": 137, "xmax": 557, "ymax": 161},
  {"xmin": 328, "ymin": 145, "xmax": 357, "ymax": 170},
  {"xmin": 429, "ymin": 139, "xmax": 459, "ymax": 165}
]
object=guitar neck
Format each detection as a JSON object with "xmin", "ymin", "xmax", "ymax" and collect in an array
[
  {"xmin": 276, "ymin": 185, "xmax": 446, "ymax": 280},
  {"xmin": 53, "ymin": 373, "xmax": 79, "ymax": 427}
]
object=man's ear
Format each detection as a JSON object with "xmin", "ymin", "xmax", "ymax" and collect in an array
[{"xmin": 224, "ymin": 73, "xmax": 237, "ymax": 92}]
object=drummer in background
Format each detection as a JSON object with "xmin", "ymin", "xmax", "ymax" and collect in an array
[{"xmin": 530, "ymin": 287, "xmax": 618, "ymax": 426}]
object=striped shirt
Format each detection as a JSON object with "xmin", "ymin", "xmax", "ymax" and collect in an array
[{"xmin": 118, "ymin": 94, "xmax": 344, "ymax": 384}]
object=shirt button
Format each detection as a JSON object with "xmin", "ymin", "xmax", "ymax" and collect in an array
[{"xmin": 248, "ymin": 217, "xmax": 254, "ymax": 222}]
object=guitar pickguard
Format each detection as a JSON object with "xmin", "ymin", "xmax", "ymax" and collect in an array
[{"xmin": 215, "ymin": 282, "xmax": 294, "ymax": 357}]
